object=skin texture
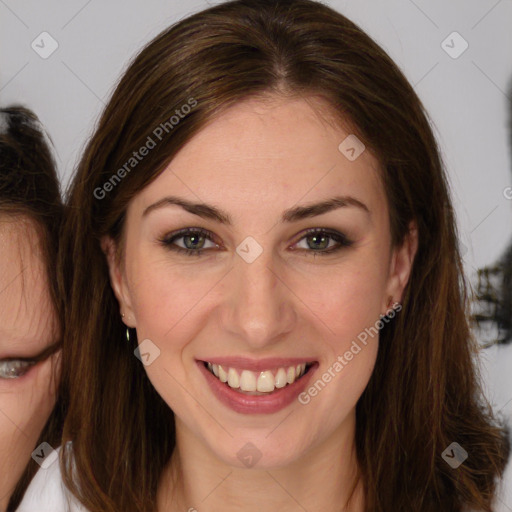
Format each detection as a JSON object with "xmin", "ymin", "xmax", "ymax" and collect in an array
[
  {"xmin": 0, "ymin": 217, "xmax": 59, "ymax": 510},
  {"xmin": 104, "ymin": 96, "xmax": 418, "ymax": 511}
]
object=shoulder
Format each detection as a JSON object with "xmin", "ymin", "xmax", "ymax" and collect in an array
[{"xmin": 16, "ymin": 445, "xmax": 88, "ymax": 512}]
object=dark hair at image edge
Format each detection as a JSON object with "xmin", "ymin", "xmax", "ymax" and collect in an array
[
  {"xmin": 0, "ymin": 106, "xmax": 65, "ymax": 511},
  {"xmin": 58, "ymin": 0, "xmax": 511, "ymax": 510}
]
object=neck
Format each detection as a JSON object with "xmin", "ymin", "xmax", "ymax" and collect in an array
[{"xmin": 157, "ymin": 412, "xmax": 365, "ymax": 512}]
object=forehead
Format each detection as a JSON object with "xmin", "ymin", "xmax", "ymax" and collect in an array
[
  {"xmin": 135, "ymin": 95, "xmax": 386, "ymax": 222},
  {"xmin": 0, "ymin": 216, "xmax": 56, "ymax": 353}
]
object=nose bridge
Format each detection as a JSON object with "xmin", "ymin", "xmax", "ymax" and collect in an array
[{"xmin": 222, "ymin": 247, "xmax": 295, "ymax": 347}]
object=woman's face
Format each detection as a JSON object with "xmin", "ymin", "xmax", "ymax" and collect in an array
[
  {"xmin": 0, "ymin": 217, "xmax": 60, "ymax": 507},
  {"xmin": 106, "ymin": 96, "xmax": 416, "ymax": 469}
]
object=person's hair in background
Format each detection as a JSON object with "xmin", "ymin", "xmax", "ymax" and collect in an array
[
  {"xmin": 472, "ymin": 79, "xmax": 512, "ymax": 348},
  {"xmin": 58, "ymin": 0, "xmax": 510, "ymax": 511},
  {"xmin": 0, "ymin": 106, "xmax": 64, "ymax": 511}
]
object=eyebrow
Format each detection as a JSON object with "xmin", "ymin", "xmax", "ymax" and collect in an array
[{"xmin": 142, "ymin": 195, "xmax": 370, "ymax": 224}]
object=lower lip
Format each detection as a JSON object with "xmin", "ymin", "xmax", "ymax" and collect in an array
[{"xmin": 196, "ymin": 360, "xmax": 318, "ymax": 414}]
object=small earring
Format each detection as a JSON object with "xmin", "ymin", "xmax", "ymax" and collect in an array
[
  {"xmin": 126, "ymin": 327, "xmax": 130, "ymax": 343},
  {"xmin": 382, "ymin": 297, "xmax": 402, "ymax": 318}
]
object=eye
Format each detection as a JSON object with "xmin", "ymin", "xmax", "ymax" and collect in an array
[
  {"xmin": 292, "ymin": 228, "xmax": 354, "ymax": 256},
  {"xmin": 159, "ymin": 227, "xmax": 219, "ymax": 257},
  {"xmin": 0, "ymin": 359, "xmax": 35, "ymax": 379}
]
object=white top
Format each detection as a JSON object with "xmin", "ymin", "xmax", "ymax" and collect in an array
[
  {"xmin": 16, "ymin": 446, "xmax": 86, "ymax": 512},
  {"xmin": 17, "ymin": 446, "xmax": 512, "ymax": 511}
]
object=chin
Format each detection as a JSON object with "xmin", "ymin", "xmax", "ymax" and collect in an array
[{"xmin": 205, "ymin": 429, "xmax": 309, "ymax": 470}]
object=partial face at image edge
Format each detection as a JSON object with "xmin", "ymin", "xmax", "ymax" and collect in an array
[{"xmin": 0, "ymin": 216, "xmax": 61, "ymax": 509}]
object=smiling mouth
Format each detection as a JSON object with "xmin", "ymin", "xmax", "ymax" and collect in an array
[{"xmin": 202, "ymin": 361, "xmax": 314, "ymax": 395}]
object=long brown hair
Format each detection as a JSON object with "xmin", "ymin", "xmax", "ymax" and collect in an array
[
  {"xmin": 0, "ymin": 106, "xmax": 65, "ymax": 511},
  {"xmin": 59, "ymin": 1, "xmax": 510, "ymax": 510}
]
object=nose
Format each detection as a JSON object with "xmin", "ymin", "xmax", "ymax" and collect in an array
[{"xmin": 220, "ymin": 247, "xmax": 297, "ymax": 349}]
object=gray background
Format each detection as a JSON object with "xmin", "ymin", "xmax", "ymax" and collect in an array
[{"xmin": 1, "ymin": 0, "xmax": 512, "ymax": 509}]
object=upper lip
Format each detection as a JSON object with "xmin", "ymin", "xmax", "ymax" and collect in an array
[{"xmin": 198, "ymin": 357, "xmax": 316, "ymax": 372}]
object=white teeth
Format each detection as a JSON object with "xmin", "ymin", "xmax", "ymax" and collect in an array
[
  {"xmin": 239, "ymin": 370, "xmax": 257, "ymax": 391},
  {"xmin": 218, "ymin": 365, "xmax": 228, "ymax": 383},
  {"xmin": 274, "ymin": 368, "xmax": 287, "ymax": 388},
  {"xmin": 257, "ymin": 370, "xmax": 275, "ymax": 392},
  {"xmin": 206, "ymin": 362, "xmax": 311, "ymax": 393},
  {"xmin": 227, "ymin": 367, "xmax": 239, "ymax": 388}
]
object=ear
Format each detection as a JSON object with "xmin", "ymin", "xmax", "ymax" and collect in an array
[
  {"xmin": 382, "ymin": 220, "xmax": 418, "ymax": 314},
  {"xmin": 101, "ymin": 235, "xmax": 136, "ymax": 328}
]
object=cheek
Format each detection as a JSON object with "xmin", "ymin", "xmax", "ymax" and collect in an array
[
  {"xmin": 325, "ymin": 271, "xmax": 384, "ymax": 347},
  {"xmin": 289, "ymin": 252, "xmax": 389, "ymax": 350},
  {"xmin": 127, "ymin": 261, "xmax": 212, "ymax": 408},
  {"xmin": 288, "ymin": 254, "xmax": 385, "ymax": 421},
  {"xmin": 294, "ymin": 265, "xmax": 383, "ymax": 436},
  {"xmin": 128, "ymin": 252, "xmax": 219, "ymax": 345}
]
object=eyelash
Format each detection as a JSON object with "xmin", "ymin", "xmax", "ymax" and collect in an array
[
  {"xmin": 0, "ymin": 359, "xmax": 35, "ymax": 379},
  {"xmin": 158, "ymin": 227, "xmax": 354, "ymax": 258}
]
